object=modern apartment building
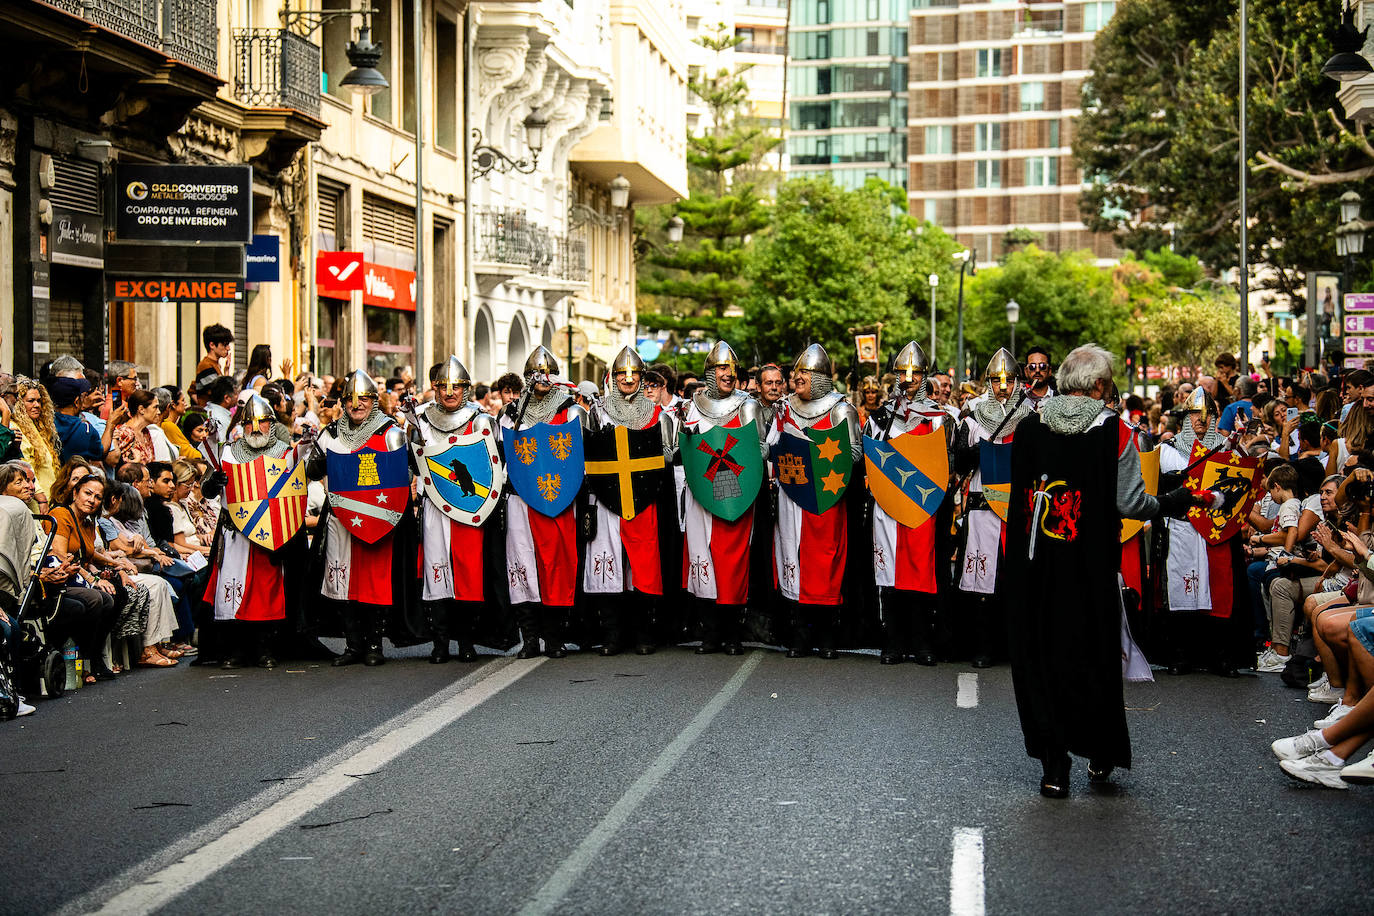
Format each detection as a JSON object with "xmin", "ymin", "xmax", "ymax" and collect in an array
[
  {"xmin": 907, "ymin": 0, "xmax": 1122, "ymax": 263},
  {"xmin": 787, "ymin": 0, "xmax": 910, "ymax": 190}
]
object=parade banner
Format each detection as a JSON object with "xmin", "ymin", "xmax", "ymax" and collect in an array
[
  {"xmin": 326, "ymin": 446, "xmax": 409, "ymax": 543},
  {"xmin": 223, "ymin": 454, "xmax": 308, "ymax": 551},
  {"xmin": 680, "ymin": 421, "xmax": 765, "ymax": 522},
  {"xmin": 413, "ymin": 428, "xmax": 504, "ymax": 527},
  {"xmin": 502, "ymin": 419, "xmax": 584, "ymax": 517},
  {"xmin": 585, "ymin": 424, "xmax": 665, "ymax": 521},
  {"xmin": 978, "ymin": 439, "xmax": 1013, "ymax": 522},
  {"xmin": 1183, "ymin": 443, "xmax": 1261, "ymax": 543},
  {"xmin": 771, "ymin": 420, "xmax": 854, "ymax": 515},
  {"xmin": 1120, "ymin": 447, "xmax": 1161, "ymax": 543},
  {"xmin": 864, "ymin": 428, "xmax": 948, "ymax": 528}
]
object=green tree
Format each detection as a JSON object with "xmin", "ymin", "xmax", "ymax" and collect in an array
[
  {"xmin": 963, "ymin": 246, "xmax": 1132, "ymax": 369},
  {"xmin": 637, "ymin": 23, "xmax": 779, "ymax": 329},
  {"xmin": 1137, "ymin": 287, "xmax": 1246, "ymax": 379},
  {"xmin": 739, "ymin": 178, "xmax": 962, "ymax": 374},
  {"xmin": 1074, "ymin": 0, "xmax": 1373, "ymax": 300}
]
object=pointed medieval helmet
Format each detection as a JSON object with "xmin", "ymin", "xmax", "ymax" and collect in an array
[
  {"xmin": 436, "ymin": 355, "xmax": 472, "ymax": 395},
  {"xmin": 703, "ymin": 340, "xmax": 739, "ymax": 375},
  {"xmin": 524, "ymin": 345, "xmax": 560, "ymax": 385},
  {"xmin": 984, "ymin": 348, "xmax": 1020, "ymax": 388},
  {"xmin": 890, "ymin": 341, "xmax": 929, "ymax": 383},
  {"xmin": 1183, "ymin": 385, "xmax": 1215, "ymax": 422},
  {"xmin": 793, "ymin": 343, "xmax": 833, "ymax": 378},
  {"xmin": 344, "ymin": 369, "xmax": 379, "ymax": 409},
  {"xmin": 241, "ymin": 392, "xmax": 275, "ymax": 426},
  {"xmin": 611, "ymin": 345, "xmax": 646, "ymax": 380}
]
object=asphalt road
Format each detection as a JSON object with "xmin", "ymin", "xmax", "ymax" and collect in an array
[{"xmin": 2, "ymin": 641, "xmax": 1371, "ymax": 915}]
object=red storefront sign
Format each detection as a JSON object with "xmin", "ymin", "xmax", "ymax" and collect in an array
[
  {"xmin": 316, "ymin": 251, "xmax": 365, "ymax": 297},
  {"xmin": 362, "ymin": 262, "xmax": 416, "ymax": 312}
]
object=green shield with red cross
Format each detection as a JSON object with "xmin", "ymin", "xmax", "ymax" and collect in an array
[{"xmin": 679, "ymin": 420, "xmax": 765, "ymax": 522}]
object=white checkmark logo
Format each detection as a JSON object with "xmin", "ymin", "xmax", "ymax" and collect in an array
[{"xmin": 329, "ymin": 260, "xmax": 359, "ymax": 282}]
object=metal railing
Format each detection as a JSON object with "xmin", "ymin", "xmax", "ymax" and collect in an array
[
  {"xmin": 232, "ymin": 29, "xmax": 322, "ymax": 117},
  {"xmin": 736, "ymin": 42, "xmax": 786, "ymax": 55},
  {"xmin": 46, "ymin": 0, "xmax": 217, "ymax": 72},
  {"xmin": 475, "ymin": 207, "xmax": 588, "ymax": 284}
]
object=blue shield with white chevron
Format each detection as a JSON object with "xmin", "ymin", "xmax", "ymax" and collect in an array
[
  {"xmin": 501, "ymin": 419, "xmax": 584, "ymax": 517},
  {"xmin": 863, "ymin": 429, "xmax": 948, "ymax": 528}
]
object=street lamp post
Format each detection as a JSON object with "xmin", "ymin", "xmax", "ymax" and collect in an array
[
  {"xmin": 928, "ymin": 273, "xmax": 939, "ymax": 366},
  {"xmin": 954, "ymin": 249, "xmax": 976, "ymax": 381},
  {"xmin": 1337, "ymin": 191, "xmax": 1368, "ymax": 338},
  {"xmin": 1006, "ymin": 298, "xmax": 1021, "ymax": 356}
]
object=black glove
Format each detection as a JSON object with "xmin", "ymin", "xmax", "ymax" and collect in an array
[
  {"xmin": 1155, "ymin": 485, "xmax": 1198, "ymax": 519},
  {"xmin": 203, "ymin": 469, "xmax": 230, "ymax": 499}
]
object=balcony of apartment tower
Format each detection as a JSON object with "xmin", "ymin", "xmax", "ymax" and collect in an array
[{"xmin": 229, "ymin": 8, "xmax": 329, "ymax": 174}]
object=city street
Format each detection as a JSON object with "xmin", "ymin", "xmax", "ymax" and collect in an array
[{"xmin": 2, "ymin": 643, "xmax": 1368, "ymax": 915}]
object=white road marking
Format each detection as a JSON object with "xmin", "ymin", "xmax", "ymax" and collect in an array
[
  {"xmin": 67, "ymin": 657, "xmax": 546, "ymax": 916},
  {"xmin": 957, "ymin": 672, "xmax": 979, "ymax": 708},
  {"xmin": 950, "ymin": 827, "xmax": 986, "ymax": 916},
  {"xmin": 519, "ymin": 651, "xmax": 764, "ymax": 916}
]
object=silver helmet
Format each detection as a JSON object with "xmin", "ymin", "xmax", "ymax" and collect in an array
[
  {"xmin": 890, "ymin": 341, "xmax": 929, "ymax": 383},
  {"xmin": 343, "ymin": 369, "xmax": 379, "ymax": 409},
  {"xmin": 436, "ymin": 355, "xmax": 472, "ymax": 395},
  {"xmin": 241, "ymin": 393, "xmax": 274, "ymax": 425},
  {"xmin": 703, "ymin": 340, "xmax": 739, "ymax": 375},
  {"xmin": 611, "ymin": 345, "xmax": 646, "ymax": 381},
  {"xmin": 984, "ymin": 348, "xmax": 1019, "ymax": 388},
  {"xmin": 523, "ymin": 345, "xmax": 559, "ymax": 386},
  {"xmin": 1183, "ymin": 386, "xmax": 1215, "ymax": 423},
  {"xmin": 793, "ymin": 343, "xmax": 833, "ymax": 377}
]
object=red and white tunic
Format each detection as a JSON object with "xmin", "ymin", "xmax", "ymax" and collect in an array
[
  {"xmin": 320, "ymin": 425, "xmax": 405, "ymax": 606},
  {"xmin": 501, "ymin": 405, "xmax": 579, "ymax": 607},
  {"xmin": 204, "ymin": 444, "xmax": 294, "ymax": 622},
  {"xmin": 584, "ymin": 403, "xmax": 666, "ymax": 596},
  {"xmin": 958, "ymin": 398, "xmax": 1013, "ymax": 596}
]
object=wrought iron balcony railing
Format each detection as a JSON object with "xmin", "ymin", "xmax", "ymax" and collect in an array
[
  {"xmin": 46, "ymin": 0, "xmax": 217, "ymax": 73},
  {"xmin": 232, "ymin": 29, "xmax": 322, "ymax": 117},
  {"xmin": 475, "ymin": 207, "xmax": 589, "ymax": 284}
]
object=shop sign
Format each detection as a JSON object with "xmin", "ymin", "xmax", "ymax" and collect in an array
[
  {"xmin": 316, "ymin": 250, "xmax": 365, "ymax": 298},
  {"xmin": 107, "ymin": 277, "xmax": 244, "ymax": 303},
  {"xmin": 51, "ymin": 207, "xmax": 104, "ymax": 269},
  {"xmin": 362, "ymin": 262, "xmax": 416, "ymax": 311},
  {"xmin": 114, "ymin": 164, "xmax": 252, "ymax": 243},
  {"xmin": 246, "ymin": 234, "xmax": 280, "ymax": 282}
]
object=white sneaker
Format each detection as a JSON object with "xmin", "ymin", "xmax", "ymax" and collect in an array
[
  {"xmin": 1255, "ymin": 647, "xmax": 1291, "ymax": 673},
  {"xmin": 1307, "ymin": 676, "xmax": 1344, "ymax": 705},
  {"xmin": 1280, "ymin": 753, "xmax": 1349, "ymax": 789},
  {"xmin": 1340, "ymin": 750, "xmax": 1374, "ymax": 785},
  {"xmin": 15, "ymin": 700, "xmax": 35, "ymax": 717},
  {"xmin": 1272, "ymin": 730, "xmax": 1326, "ymax": 761},
  {"xmin": 1315, "ymin": 703, "xmax": 1354, "ymax": 729}
]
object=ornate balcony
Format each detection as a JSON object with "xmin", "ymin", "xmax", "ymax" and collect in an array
[
  {"xmin": 45, "ymin": 0, "xmax": 217, "ymax": 73},
  {"xmin": 232, "ymin": 29, "xmax": 322, "ymax": 117},
  {"xmin": 474, "ymin": 206, "xmax": 589, "ymax": 299}
]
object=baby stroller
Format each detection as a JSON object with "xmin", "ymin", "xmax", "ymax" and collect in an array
[{"xmin": 0, "ymin": 515, "xmax": 65, "ymax": 718}]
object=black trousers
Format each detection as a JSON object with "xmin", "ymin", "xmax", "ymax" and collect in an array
[{"xmin": 52, "ymin": 586, "xmax": 118, "ymax": 660}]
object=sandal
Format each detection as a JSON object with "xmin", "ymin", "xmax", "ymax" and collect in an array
[
  {"xmin": 84, "ymin": 674, "xmax": 96, "ymax": 685},
  {"xmin": 137, "ymin": 649, "xmax": 176, "ymax": 668},
  {"xmin": 159, "ymin": 645, "xmax": 184, "ymax": 659}
]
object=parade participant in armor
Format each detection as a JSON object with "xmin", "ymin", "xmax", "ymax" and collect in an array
[
  {"xmin": 501, "ymin": 346, "xmax": 589, "ymax": 659},
  {"xmin": 306, "ymin": 370, "xmax": 411, "ymax": 667},
  {"xmin": 201, "ymin": 394, "xmax": 309, "ymax": 668},
  {"xmin": 1003, "ymin": 344, "xmax": 1209, "ymax": 798},
  {"xmin": 864, "ymin": 341, "xmax": 951, "ymax": 665},
  {"xmin": 409, "ymin": 356, "xmax": 500, "ymax": 663},
  {"xmin": 680, "ymin": 341, "xmax": 768, "ymax": 654},
  {"xmin": 771, "ymin": 345, "xmax": 862, "ymax": 658},
  {"xmin": 583, "ymin": 347, "xmax": 677, "ymax": 655},
  {"xmin": 952, "ymin": 349, "xmax": 1030, "ymax": 667}
]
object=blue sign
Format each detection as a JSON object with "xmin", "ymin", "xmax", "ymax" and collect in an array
[
  {"xmin": 246, "ymin": 234, "xmax": 280, "ymax": 283},
  {"xmin": 501, "ymin": 419, "xmax": 584, "ymax": 517}
]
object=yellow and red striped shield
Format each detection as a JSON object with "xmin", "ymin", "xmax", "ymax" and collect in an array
[{"xmin": 224, "ymin": 453, "xmax": 309, "ymax": 552}]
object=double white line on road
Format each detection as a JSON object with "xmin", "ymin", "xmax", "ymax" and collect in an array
[{"xmin": 64, "ymin": 657, "xmax": 546, "ymax": 916}]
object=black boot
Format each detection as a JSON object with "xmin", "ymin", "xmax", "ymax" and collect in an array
[
  {"xmin": 599, "ymin": 596, "xmax": 625, "ymax": 657},
  {"xmin": 542, "ymin": 605, "xmax": 567, "ymax": 659},
  {"xmin": 721, "ymin": 604, "xmax": 744, "ymax": 655},
  {"xmin": 971, "ymin": 603, "xmax": 993, "ymax": 669},
  {"xmin": 332, "ymin": 607, "xmax": 365, "ymax": 667},
  {"xmin": 878, "ymin": 589, "xmax": 902, "ymax": 665},
  {"xmin": 515, "ymin": 604, "xmax": 542, "ymax": 659},
  {"xmin": 427, "ymin": 602, "xmax": 451, "ymax": 664},
  {"xmin": 633, "ymin": 596, "xmax": 657, "ymax": 655},
  {"xmin": 255, "ymin": 624, "xmax": 277, "ymax": 669},
  {"xmin": 363, "ymin": 611, "xmax": 385, "ymax": 666},
  {"xmin": 697, "ymin": 600, "xmax": 721, "ymax": 654},
  {"xmin": 912, "ymin": 601, "xmax": 937, "ymax": 666},
  {"xmin": 1040, "ymin": 753, "xmax": 1071, "ymax": 799}
]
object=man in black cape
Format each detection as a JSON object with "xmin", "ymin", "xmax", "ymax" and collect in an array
[{"xmin": 1003, "ymin": 344, "xmax": 1209, "ymax": 798}]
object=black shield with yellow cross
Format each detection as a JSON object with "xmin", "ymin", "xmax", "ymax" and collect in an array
[{"xmin": 584, "ymin": 423, "xmax": 666, "ymax": 521}]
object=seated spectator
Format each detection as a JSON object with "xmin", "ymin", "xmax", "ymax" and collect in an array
[
  {"xmin": 112, "ymin": 390, "xmax": 161, "ymax": 467},
  {"xmin": 157, "ymin": 385, "xmax": 200, "ymax": 459},
  {"xmin": 97, "ymin": 482, "xmax": 179, "ymax": 668},
  {"xmin": 47, "ymin": 472, "xmax": 125, "ymax": 682},
  {"xmin": 1249, "ymin": 464, "xmax": 1305, "ymax": 666},
  {"xmin": 168, "ymin": 460, "xmax": 211, "ymax": 567}
]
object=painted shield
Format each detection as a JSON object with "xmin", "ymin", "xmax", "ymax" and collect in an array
[
  {"xmin": 680, "ymin": 421, "xmax": 765, "ymax": 522},
  {"xmin": 223, "ymin": 453, "xmax": 308, "ymax": 552},
  {"xmin": 326, "ymin": 445, "xmax": 410, "ymax": 544},
  {"xmin": 1120, "ymin": 447, "xmax": 1161, "ymax": 543},
  {"xmin": 502, "ymin": 419, "xmax": 584, "ymax": 517},
  {"xmin": 585, "ymin": 424, "xmax": 666, "ymax": 521},
  {"xmin": 413, "ymin": 428, "xmax": 505, "ymax": 527},
  {"xmin": 864, "ymin": 428, "xmax": 948, "ymax": 529},
  {"xmin": 978, "ymin": 439, "xmax": 1013, "ymax": 522},
  {"xmin": 1183, "ymin": 443, "xmax": 1262, "ymax": 543},
  {"xmin": 771, "ymin": 420, "xmax": 854, "ymax": 515}
]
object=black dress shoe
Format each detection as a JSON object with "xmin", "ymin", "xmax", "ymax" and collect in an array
[
  {"xmin": 456, "ymin": 644, "xmax": 478, "ymax": 662},
  {"xmin": 1087, "ymin": 761, "xmax": 1114, "ymax": 784},
  {"xmin": 256, "ymin": 655, "xmax": 277, "ymax": 670},
  {"xmin": 634, "ymin": 644, "xmax": 656, "ymax": 656},
  {"xmin": 1167, "ymin": 663, "xmax": 1189, "ymax": 676},
  {"xmin": 724, "ymin": 643, "xmax": 743, "ymax": 656},
  {"xmin": 971, "ymin": 654, "xmax": 993, "ymax": 669},
  {"xmin": 1040, "ymin": 755, "xmax": 1071, "ymax": 799},
  {"xmin": 363, "ymin": 647, "xmax": 385, "ymax": 666},
  {"xmin": 219, "ymin": 658, "xmax": 241, "ymax": 671},
  {"xmin": 880, "ymin": 652, "xmax": 902, "ymax": 665},
  {"xmin": 545, "ymin": 644, "xmax": 567, "ymax": 659},
  {"xmin": 91, "ymin": 664, "xmax": 119, "ymax": 680},
  {"xmin": 1213, "ymin": 663, "xmax": 1239, "ymax": 679},
  {"xmin": 429, "ymin": 646, "xmax": 452, "ymax": 664},
  {"xmin": 695, "ymin": 642, "xmax": 721, "ymax": 655},
  {"xmin": 786, "ymin": 647, "xmax": 810, "ymax": 659},
  {"xmin": 912, "ymin": 650, "xmax": 937, "ymax": 667},
  {"xmin": 332, "ymin": 649, "xmax": 363, "ymax": 667},
  {"xmin": 818, "ymin": 648, "xmax": 839, "ymax": 660},
  {"xmin": 598, "ymin": 644, "xmax": 622, "ymax": 657},
  {"xmin": 517, "ymin": 641, "xmax": 542, "ymax": 660}
]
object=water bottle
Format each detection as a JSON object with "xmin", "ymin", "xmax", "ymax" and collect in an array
[{"xmin": 63, "ymin": 641, "xmax": 79, "ymax": 691}]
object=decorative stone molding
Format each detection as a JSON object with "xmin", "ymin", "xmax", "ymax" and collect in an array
[{"xmin": 474, "ymin": 32, "xmax": 533, "ymax": 135}]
